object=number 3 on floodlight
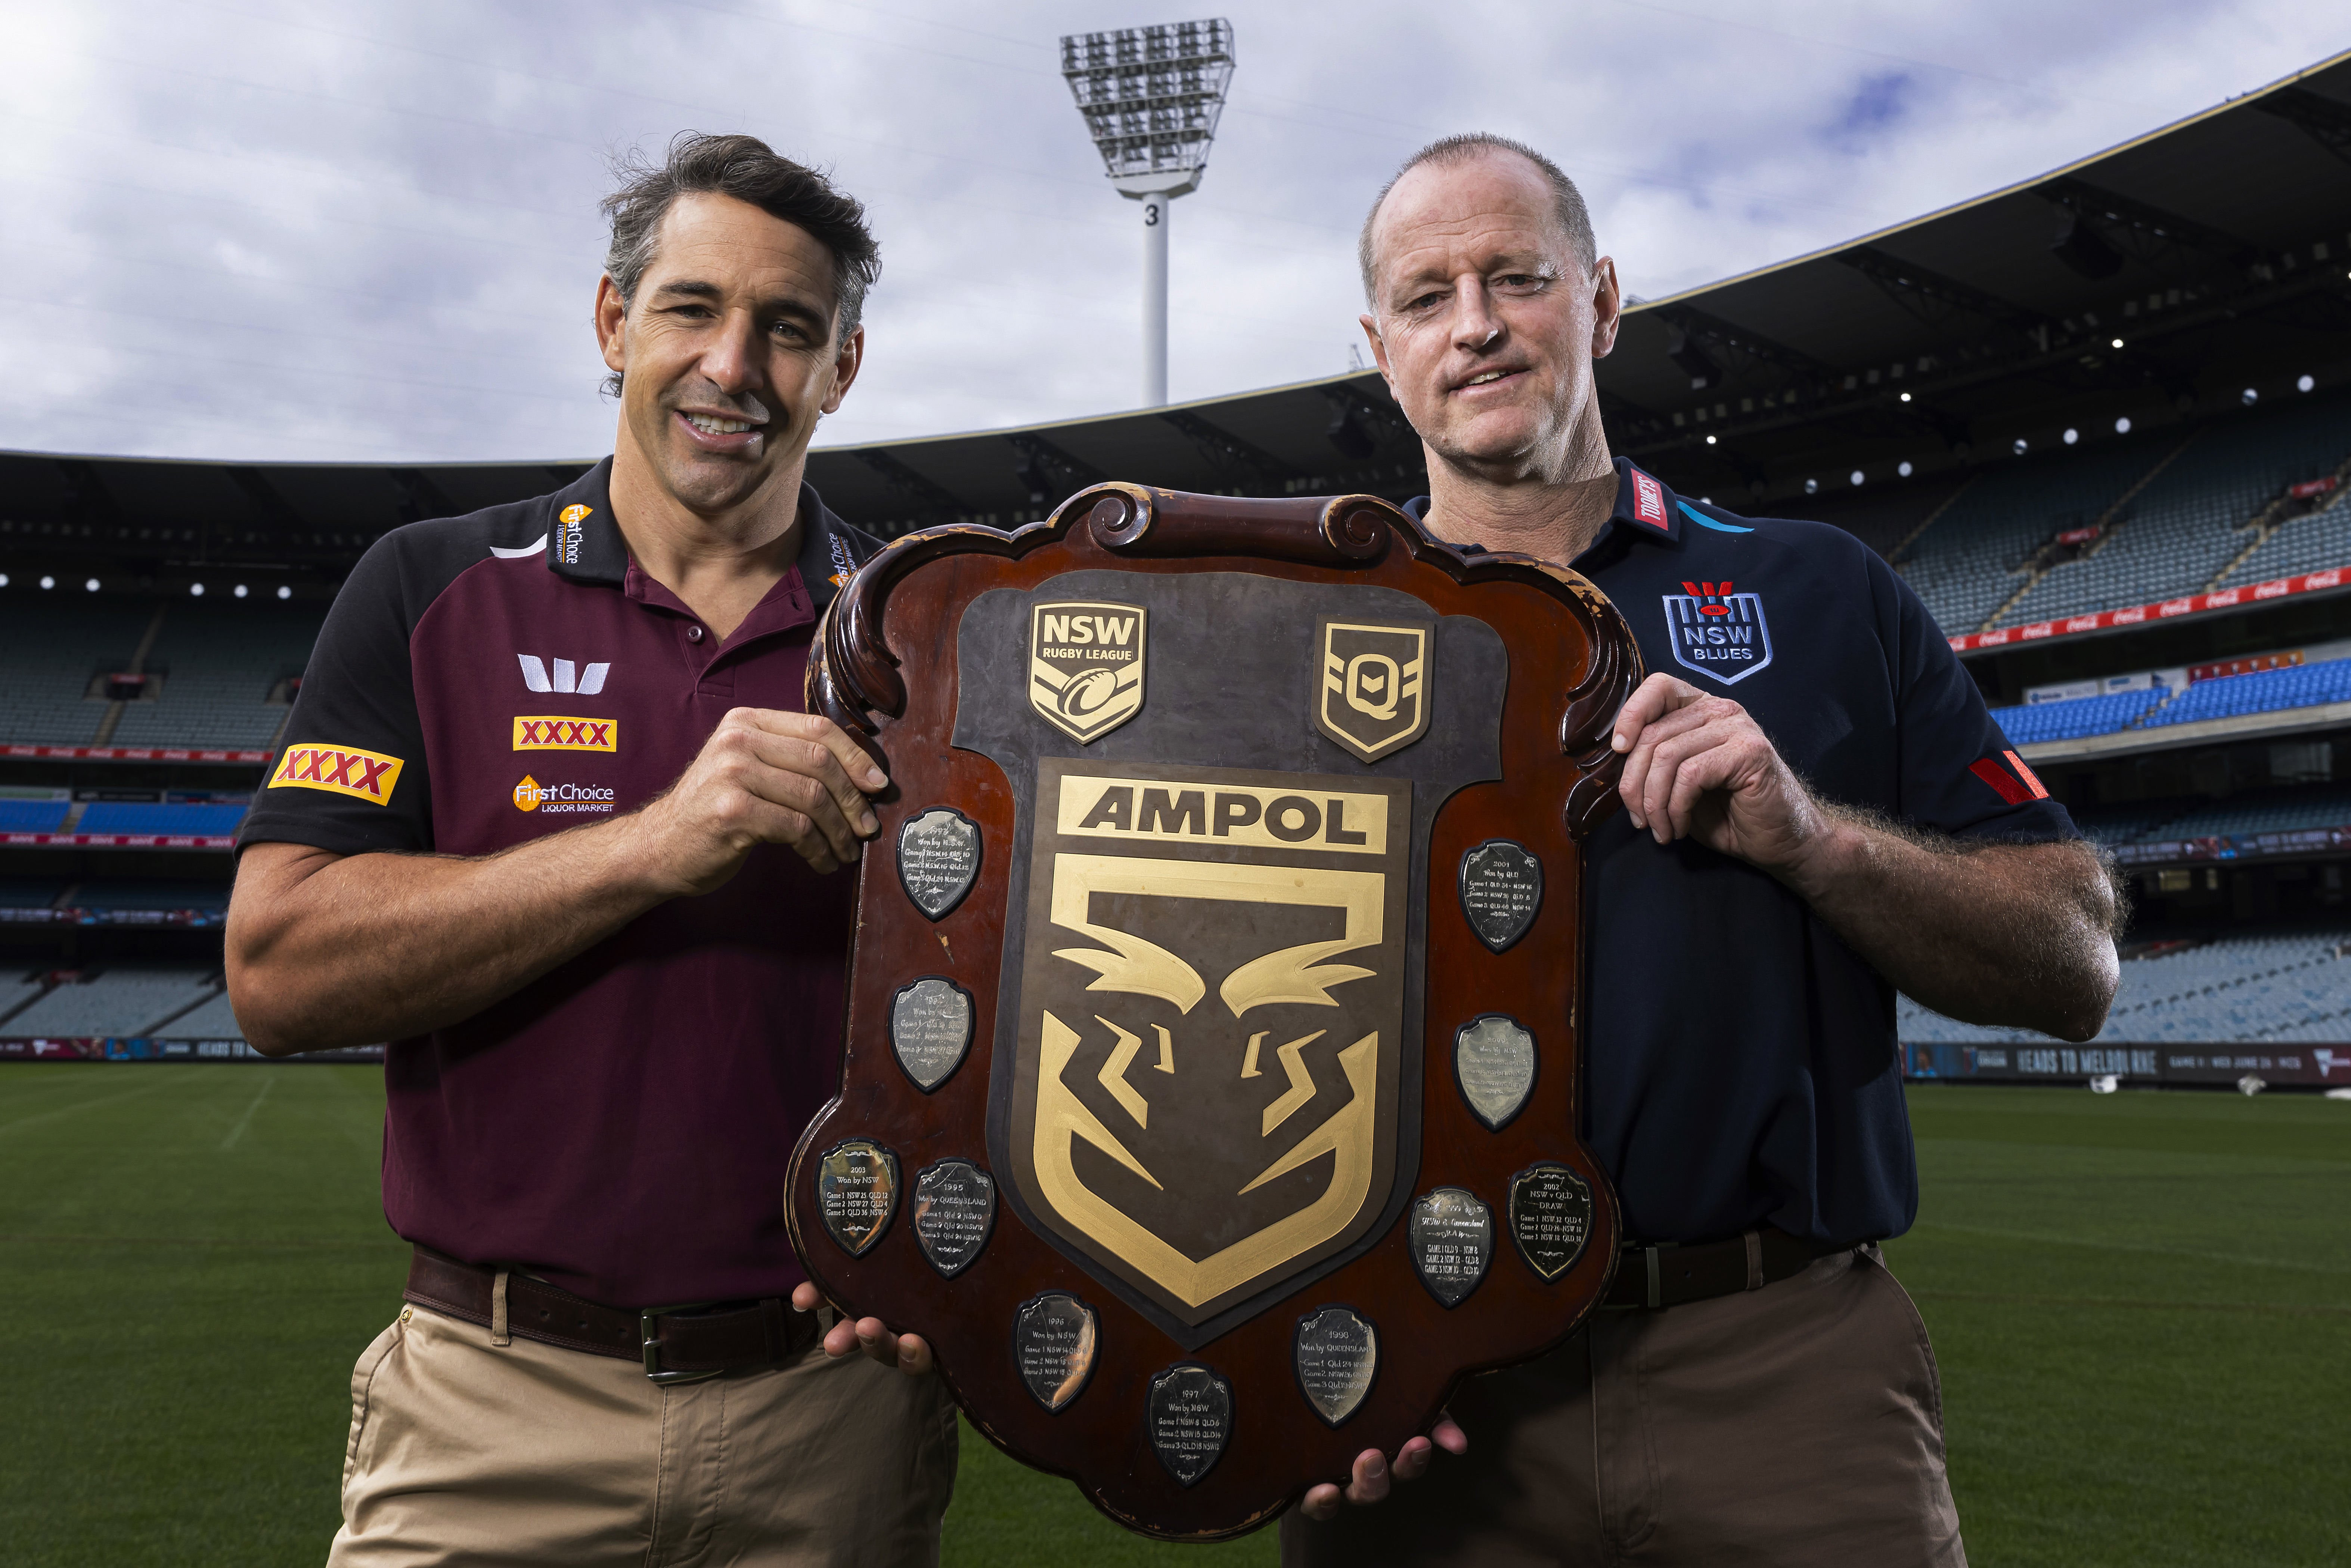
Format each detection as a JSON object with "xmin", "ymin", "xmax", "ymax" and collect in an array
[{"xmin": 1144, "ymin": 205, "xmax": 1160, "ymax": 226}]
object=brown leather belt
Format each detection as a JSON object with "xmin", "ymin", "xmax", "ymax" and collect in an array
[
  {"xmin": 403, "ymin": 1246, "xmax": 819, "ymax": 1383},
  {"xmin": 1601, "ymin": 1227, "xmax": 1859, "ymax": 1311}
]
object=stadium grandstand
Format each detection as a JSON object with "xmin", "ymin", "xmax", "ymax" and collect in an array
[{"xmin": 5, "ymin": 53, "xmax": 2351, "ymax": 1085}]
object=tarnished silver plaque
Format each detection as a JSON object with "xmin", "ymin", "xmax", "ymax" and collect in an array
[
  {"xmin": 816, "ymin": 1140, "xmax": 899, "ymax": 1257},
  {"xmin": 1453, "ymin": 1014, "xmax": 1536, "ymax": 1131},
  {"xmin": 1459, "ymin": 839, "xmax": 1542, "ymax": 953},
  {"xmin": 1407, "ymin": 1187, "xmax": 1493, "ymax": 1308},
  {"xmin": 897, "ymin": 806, "xmax": 981, "ymax": 920},
  {"xmin": 1293, "ymin": 1306, "xmax": 1378, "ymax": 1427},
  {"xmin": 1014, "ymin": 1292, "xmax": 1098, "ymax": 1413},
  {"xmin": 891, "ymin": 977, "xmax": 974, "ymax": 1092},
  {"xmin": 912, "ymin": 1158, "xmax": 996, "ymax": 1277},
  {"xmin": 1508, "ymin": 1163, "xmax": 1594, "ymax": 1281},
  {"xmin": 1146, "ymin": 1364, "xmax": 1233, "ymax": 1488}
]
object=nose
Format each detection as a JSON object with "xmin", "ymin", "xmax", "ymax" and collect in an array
[
  {"xmin": 698, "ymin": 308, "xmax": 766, "ymax": 397},
  {"xmin": 1449, "ymin": 275, "xmax": 1503, "ymax": 353}
]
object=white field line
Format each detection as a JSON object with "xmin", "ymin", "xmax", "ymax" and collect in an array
[
  {"xmin": 219, "ymin": 1074, "xmax": 277, "ymax": 1152},
  {"xmin": 1911, "ymin": 1220, "xmax": 2351, "ymax": 1276},
  {"xmin": 0, "ymin": 1073, "xmax": 182, "ymax": 1139}
]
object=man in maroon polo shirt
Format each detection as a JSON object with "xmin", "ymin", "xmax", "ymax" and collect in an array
[{"xmin": 226, "ymin": 134, "xmax": 955, "ymax": 1566}]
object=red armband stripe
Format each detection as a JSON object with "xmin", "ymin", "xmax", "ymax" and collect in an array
[
  {"xmin": 2003, "ymin": 750, "xmax": 2050, "ymax": 800},
  {"xmin": 1967, "ymin": 757, "xmax": 2032, "ymax": 806}
]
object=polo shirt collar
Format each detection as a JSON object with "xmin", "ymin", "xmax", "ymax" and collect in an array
[
  {"xmin": 1400, "ymin": 454, "xmax": 1685, "ymax": 554},
  {"xmin": 545, "ymin": 457, "xmax": 855, "ymax": 610}
]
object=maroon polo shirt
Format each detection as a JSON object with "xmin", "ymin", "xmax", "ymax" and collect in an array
[{"xmin": 237, "ymin": 458, "xmax": 881, "ymax": 1307}]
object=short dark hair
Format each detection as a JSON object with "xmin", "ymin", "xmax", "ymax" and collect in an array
[
  {"xmin": 1358, "ymin": 134, "xmax": 1595, "ymax": 305},
  {"xmin": 601, "ymin": 131, "xmax": 881, "ymax": 360}
]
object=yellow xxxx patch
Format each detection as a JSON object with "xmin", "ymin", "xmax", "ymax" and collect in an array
[
  {"xmin": 512, "ymin": 716, "xmax": 617, "ymax": 752},
  {"xmin": 269, "ymin": 744, "xmax": 405, "ymax": 805}
]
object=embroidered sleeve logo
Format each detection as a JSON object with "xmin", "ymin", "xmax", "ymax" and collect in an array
[{"xmin": 268, "ymin": 744, "xmax": 405, "ymax": 805}]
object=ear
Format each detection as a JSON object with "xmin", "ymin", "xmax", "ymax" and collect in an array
[
  {"xmin": 821, "ymin": 322, "xmax": 865, "ymax": 415},
  {"xmin": 1359, "ymin": 313, "xmax": 1397, "ymax": 394},
  {"xmin": 595, "ymin": 274, "xmax": 629, "ymax": 376},
  {"xmin": 1589, "ymin": 256, "xmax": 1622, "ymax": 361}
]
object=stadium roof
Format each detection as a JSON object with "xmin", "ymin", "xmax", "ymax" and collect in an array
[{"xmin": 4, "ymin": 48, "xmax": 2350, "ymax": 570}]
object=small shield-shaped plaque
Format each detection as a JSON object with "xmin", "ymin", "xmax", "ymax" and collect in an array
[
  {"xmin": 1508, "ymin": 1163, "xmax": 1595, "ymax": 1281},
  {"xmin": 1314, "ymin": 618, "xmax": 1433, "ymax": 762},
  {"xmin": 1012, "ymin": 1292, "xmax": 1098, "ymax": 1413},
  {"xmin": 1407, "ymin": 1187, "xmax": 1494, "ymax": 1308},
  {"xmin": 1030, "ymin": 601, "xmax": 1147, "ymax": 744},
  {"xmin": 897, "ymin": 807, "xmax": 981, "ymax": 920},
  {"xmin": 912, "ymin": 1158, "xmax": 996, "ymax": 1278},
  {"xmin": 1146, "ymin": 1363, "xmax": 1233, "ymax": 1488},
  {"xmin": 815, "ymin": 1140, "xmax": 899, "ymax": 1257},
  {"xmin": 1293, "ymin": 1307, "xmax": 1377, "ymax": 1427},
  {"xmin": 1453, "ymin": 1014, "xmax": 1536, "ymax": 1131},
  {"xmin": 1459, "ymin": 839, "xmax": 1543, "ymax": 953},
  {"xmin": 891, "ymin": 977, "xmax": 974, "ymax": 1092}
]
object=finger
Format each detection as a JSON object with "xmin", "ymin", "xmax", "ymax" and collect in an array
[
  {"xmin": 1431, "ymin": 1413, "xmax": 1469, "ymax": 1456},
  {"xmin": 737, "ymin": 727, "xmax": 880, "ymax": 846},
  {"xmin": 1301, "ymin": 1483, "xmax": 1342, "ymax": 1522},
  {"xmin": 743, "ymin": 708, "xmax": 888, "ymax": 793},
  {"xmin": 790, "ymin": 1282, "xmax": 822, "ymax": 1313},
  {"xmin": 821, "ymin": 1317, "xmax": 861, "ymax": 1359},
  {"xmin": 1617, "ymin": 700, "xmax": 1721, "ymax": 828},
  {"xmin": 1390, "ymin": 1435, "xmax": 1434, "ymax": 1482},
  {"xmin": 895, "ymin": 1332, "xmax": 934, "ymax": 1376},
  {"xmin": 854, "ymin": 1316, "xmax": 901, "ymax": 1367},
  {"xmin": 1643, "ymin": 728, "xmax": 1736, "ymax": 842},
  {"xmin": 1611, "ymin": 673, "xmax": 1699, "ymax": 752},
  {"xmin": 1663, "ymin": 734, "xmax": 1761, "ymax": 840},
  {"xmin": 716, "ymin": 792, "xmax": 845, "ymax": 875},
  {"xmin": 1343, "ymin": 1448, "xmax": 1391, "ymax": 1505}
]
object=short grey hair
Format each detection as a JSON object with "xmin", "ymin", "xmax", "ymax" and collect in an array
[
  {"xmin": 600, "ymin": 133, "xmax": 880, "ymax": 394},
  {"xmin": 1358, "ymin": 133, "xmax": 1596, "ymax": 305}
]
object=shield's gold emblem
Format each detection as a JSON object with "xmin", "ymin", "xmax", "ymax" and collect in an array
[
  {"xmin": 1315, "ymin": 619, "xmax": 1431, "ymax": 762},
  {"xmin": 1031, "ymin": 601, "xmax": 1146, "ymax": 743},
  {"xmin": 1008, "ymin": 757, "xmax": 1411, "ymax": 1327}
]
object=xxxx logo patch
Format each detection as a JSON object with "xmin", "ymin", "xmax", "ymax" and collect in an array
[
  {"xmin": 269, "ymin": 744, "xmax": 404, "ymax": 805},
  {"xmin": 512, "ymin": 716, "xmax": 617, "ymax": 752}
]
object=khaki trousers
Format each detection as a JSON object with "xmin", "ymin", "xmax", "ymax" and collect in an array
[
  {"xmin": 328, "ymin": 1302, "xmax": 959, "ymax": 1568},
  {"xmin": 1282, "ymin": 1246, "xmax": 1964, "ymax": 1568}
]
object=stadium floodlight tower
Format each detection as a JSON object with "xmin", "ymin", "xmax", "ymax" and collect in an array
[{"xmin": 1058, "ymin": 18, "xmax": 1235, "ymax": 407}]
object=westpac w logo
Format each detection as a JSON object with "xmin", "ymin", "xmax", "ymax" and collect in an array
[
  {"xmin": 517, "ymin": 655, "xmax": 610, "ymax": 695},
  {"xmin": 1662, "ymin": 581, "xmax": 1772, "ymax": 685}
]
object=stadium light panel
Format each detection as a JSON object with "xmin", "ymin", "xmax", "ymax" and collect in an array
[
  {"xmin": 1899, "ymin": 391, "xmax": 1911, "ymax": 402},
  {"xmin": 0, "ymin": 572, "xmax": 8, "ymax": 587},
  {"xmin": 234, "ymin": 583, "xmax": 249, "ymax": 598},
  {"xmin": 1705, "ymin": 434, "xmax": 1717, "ymax": 445},
  {"xmin": 189, "ymin": 582, "xmax": 205, "ymax": 597},
  {"xmin": 2064, "ymin": 428, "xmax": 2079, "ymax": 445},
  {"xmin": 2112, "ymin": 337, "xmax": 2125, "ymax": 349},
  {"xmin": 2013, "ymin": 439, "xmax": 2029, "ymax": 455},
  {"xmin": 1059, "ymin": 17, "xmax": 1235, "ymax": 406},
  {"xmin": 84, "ymin": 577, "xmax": 99, "ymax": 592},
  {"xmin": 1898, "ymin": 461, "xmax": 1914, "ymax": 478},
  {"xmin": 2115, "ymin": 416, "xmax": 2133, "ymax": 434},
  {"xmin": 2298, "ymin": 374, "xmax": 2316, "ymax": 392},
  {"xmin": 39, "ymin": 575, "xmax": 54, "ymax": 590},
  {"xmin": 1849, "ymin": 470, "xmax": 1864, "ymax": 487},
  {"xmin": 1804, "ymin": 478, "xmax": 1818, "ymax": 494},
  {"xmin": 2242, "ymin": 387, "xmax": 2259, "ymax": 406},
  {"xmin": 276, "ymin": 585, "xmax": 292, "ymax": 600}
]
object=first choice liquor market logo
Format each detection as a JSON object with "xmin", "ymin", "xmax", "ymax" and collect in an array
[
  {"xmin": 512, "ymin": 776, "xmax": 617, "ymax": 814},
  {"xmin": 1661, "ymin": 580, "xmax": 1772, "ymax": 685}
]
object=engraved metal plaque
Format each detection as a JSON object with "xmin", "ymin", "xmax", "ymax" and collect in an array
[
  {"xmin": 912, "ymin": 1158, "xmax": 996, "ymax": 1278},
  {"xmin": 1508, "ymin": 1163, "xmax": 1595, "ymax": 1281},
  {"xmin": 1459, "ymin": 839, "xmax": 1543, "ymax": 953},
  {"xmin": 816, "ymin": 1140, "xmax": 899, "ymax": 1257},
  {"xmin": 1453, "ymin": 1014, "xmax": 1536, "ymax": 1131},
  {"xmin": 891, "ymin": 977, "xmax": 974, "ymax": 1092},
  {"xmin": 1014, "ymin": 1292, "xmax": 1099, "ymax": 1413},
  {"xmin": 897, "ymin": 807, "xmax": 980, "ymax": 920},
  {"xmin": 1147, "ymin": 1364, "xmax": 1233, "ymax": 1488},
  {"xmin": 1293, "ymin": 1306, "xmax": 1377, "ymax": 1427},
  {"xmin": 1406, "ymin": 1187, "xmax": 1494, "ymax": 1308}
]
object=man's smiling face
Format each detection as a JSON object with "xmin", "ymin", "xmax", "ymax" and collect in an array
[
  {"xmin": 598, "ymin": 190, "xmax": 861, "ymax": 519},
  {"xmin": 1361, "ymin": 151, "xmax": 1618, "ymax": 483}
]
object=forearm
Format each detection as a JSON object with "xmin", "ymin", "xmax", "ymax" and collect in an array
[
  {"xmin": 226, "ymin": 820, "xmax": 670, "ymax": 1055},
  {"xmin": 1780, "ymin": 813, "xmax": 2121, "ymax": 1041}
]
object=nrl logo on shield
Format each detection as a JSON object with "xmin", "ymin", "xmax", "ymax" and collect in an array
[
  {"xmin": 1314, "ymin": 619, "xmax": 1432, "ymax": 763},
  {"xmin": 1662, "ymin": 580, "xmax": 1772, "ymax": 685},
  {"xmin": 1031, "ymin": 601, "xmax": 1147, "ymax": 744}
]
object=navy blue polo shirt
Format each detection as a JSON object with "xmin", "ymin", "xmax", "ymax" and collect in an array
[
  {"xmin": 237, "ymin": 459, "xmax": 881, "ymax": 1307},
  {"xmin": 1412, "ymin": 458, "xmax": 2076, "ymax": 1246}
]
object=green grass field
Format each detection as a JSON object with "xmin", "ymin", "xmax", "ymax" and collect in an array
[{"xmin": 0, "ymin": 1066, "xmax": 2343, "ymax": 1565}]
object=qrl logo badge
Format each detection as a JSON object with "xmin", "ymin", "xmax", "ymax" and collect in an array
[
  {"xmin": 268, "ymin": 744, "xmax": 404, "ymax": 805},
  {"xmin": 1663, "ymin": 581, "xmax": 1773, "ymax": 685},
  {"xmin": 1314, "ymin": 619, "xmax": 1432, "ymax": 763},
  {"xmin": 1030, "ymin": 602, "xmax": 1146, "ymax": 744}
]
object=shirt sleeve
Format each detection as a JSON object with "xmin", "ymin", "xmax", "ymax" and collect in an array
[
  {"xmin": 1880, "ymin": 555, "xmax": 2079, "ymax": 842},
  {"xmin": 237, "ymin": 535, "xmax": 434, "ymax": 857}
]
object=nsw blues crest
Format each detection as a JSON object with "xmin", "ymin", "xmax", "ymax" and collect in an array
[{"xmin": 1662, "ymin": 581, "xmax": 1772, "ymax": 685}]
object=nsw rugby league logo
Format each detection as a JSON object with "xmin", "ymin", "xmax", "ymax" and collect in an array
[
  {"xmin": 1030, "ymin": 602, "xmax": 1146, "ymax": 744},
  {"xmin": 1662, "ymin": 580, "xmax": 1772, "ymax": 685}
]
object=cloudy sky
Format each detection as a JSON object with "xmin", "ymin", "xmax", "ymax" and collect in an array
[{"xmin": 4, "ymin": 1, "xmax": 2344, "ymax": 464}]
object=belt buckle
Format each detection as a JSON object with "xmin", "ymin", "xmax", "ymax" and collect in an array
[{"xmin": 641, "ymin": 1302, "xmax": 725, "ymax": 1386}]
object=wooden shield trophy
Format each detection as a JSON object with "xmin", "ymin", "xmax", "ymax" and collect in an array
[{"xmin": 787, "ymin": 485, "xmax": 1641, "ymax": 1540}]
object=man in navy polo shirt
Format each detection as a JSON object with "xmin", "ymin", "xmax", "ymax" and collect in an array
[
  {"xmin": 1286, "ymin": 136, "xmax": 2120, "ymax": 1565},
  {"xmin": 227, "ymin": 135, "xmax": 953, "ymax": 1565}
]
